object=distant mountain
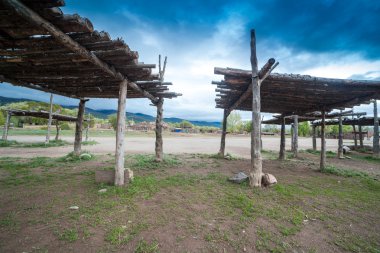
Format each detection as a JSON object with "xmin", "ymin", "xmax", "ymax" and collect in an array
[{"xmin": 0, "ymin": 96, "xmax": 221, "ymax": 128}]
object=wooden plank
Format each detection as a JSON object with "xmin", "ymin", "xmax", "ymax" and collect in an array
[
  {"xmin": 74, "ymin": 99, "xmax": 86, "ymax": 155},
  {"xmin": 115, "ymin": 80, "xmax": 128, "ymax": 186}
]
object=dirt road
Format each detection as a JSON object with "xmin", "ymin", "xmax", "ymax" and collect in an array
[{"xmin": 0, "ymin": 134, "xmax": 362, "ymax": 158}]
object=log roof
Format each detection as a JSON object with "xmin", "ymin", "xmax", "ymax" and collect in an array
[
  {"xmin": 0, "ymin": 0, "xmax": 181, "ymax": 100},
  {"xmin": 213, "ymin": 67, "xmax": 380, "ymax": 114},
  {"xmin": 312, "ymin": 117, "xmax": 380, "ymax": 127},
  {"xmin": 6, "ymin": 109, "xmax": 89, "ymax": 122}
]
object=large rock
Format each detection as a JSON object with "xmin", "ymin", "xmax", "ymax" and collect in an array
[
  {"xmin": 343, "ymin": 146, "xmax": 351, "ymax": 154},
  {"xmin": 228, "ymin": 172, "xmax": 248, "ymax": 184},
  {"xmin": 95, "ymin": 168, "xmax": 133, "ymax": 185},
  {"xmin": 261, "ymin": 173, "xmax": 277, "ymax": 187}
]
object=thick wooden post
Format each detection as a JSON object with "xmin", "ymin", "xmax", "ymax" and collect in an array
[
  {"xmin": 279, "ymin": 116, "xmax": 286, "ymax": 160},
  {"xmin": 293, "ymin": 115, "xmax": 298, "ymax": 158},
  {"xmin": 45, "ymin": 93, "xmax": 53, "ymax": 144},
  {"xmin": 290, "ymin": 123, "xmax": 295, "ymax": 152},
  {"xmin": 312, "ymin": 125, "xmax": 317, "ymax": 151},
  {"xmin": 155, "ymin": 98, "xmax": 164, "ymax": 162},
  {"xmin": 353, "ymin": 124, "xmax": 358, "ymax": 148},
  {"xmin": 249, "ymin": 29, "xmax": 262, "ymax": 187},
  {"xmin": 337, "ymin": 115, "xmax": 344, "ymax": 158},
  {"xmin": 359, "ymin": 125, "xmax": 363, "ymax": 148},
  {"xmin": 374, "ymin": 100, "xmax": 379, "ymax": 157},
  {"xmin": 2, "ymin": 111, "xmax": 11, "ymax": 141},
  {"xmin": 74, "ymin": 99, "xmax": 86, "ymax": 155},
  {"xmin": 115, "ymin": 80, "xmax": 128, "ymax": 186},
  {"xmin": 55, "ymin": 120, "xmax": 60, "ymax": 141},
  {"xmin": 218, "ymin": 109, "xmax": 228, "ymax": 157},
  {"xmin": 85, "ymin": 114, "xmax": 90, "ymax": 142},
  {"xmin": 320, "ymin": 110, "xmax": 326, "ymax": 171}
]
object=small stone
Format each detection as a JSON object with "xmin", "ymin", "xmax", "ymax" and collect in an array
[
  {"xmin": 122, "ymin": 225, "xmax": 127, "ymax": 229},
  {"xmin": 228, "ymin": 172, "xmax": 248, "ymax": 184},
  {"xmin": 69, "ymin": 206, "xmax": 79, "ymax": 210},
  {"xmin": 128, "ymin": 220, "xmax": 132, "ymax": 223},
  {"xmin": 261, "ymin": 173, "xmax": 277, "ymax": 187},
  {"xmin": 98, "ymin": 188, "xmax": 107, "ymax": 193},
  {"xmin": 243, "ymin": 247, "xmax": 247, "ymax": 252}
]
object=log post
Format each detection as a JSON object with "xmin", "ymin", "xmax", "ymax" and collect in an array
[
  {"xmin": 374, "ymin": 100, "xmax": 379, "ymax": 157},
  {"xmin": 45, "ymin": 93, "xmax": 53, "ymax": 144},
  {"xmin": 115, "ymin": 80, "xmax": 128, "ymax": 186},
  {"xmin": 293, "ymin": 115, "xmax": 298, "ymax": 158},
  {"xmin": 353, "ymin": 124, "xmax": 358, "ymax": 148},
  {"xmin": 155, "ymin": 98, "xmax": 164, "ymax": 162},
  {"xmin": 74, "ymin": 99, "xmax": 86, "ymax": 155},
  {"xmin": 249, "ymin": 29, "xmax": 262, "ymax": 187},
  {"xmin": 279, "ymin": 116, "xmax": 286, "ymax": 160},
  {"xmin": 2, "ymin": 111, "xmax": 11, "ymax": 141},
  {"xmin": 291, "ymin": 123, "xmax": 295, "ymax": 152},
  {"xmin": 359, "ymin": 125, "xmax": 363, "ymax": 148},
  {"xmin": 218, "ymin": 109, "xmax": 228, "ymax": 157},
  {"xmin": 85, "ymin": 114, "xmax": 90, "ymax": 142},
  {"xmin": 55, "ymin": 120, "xmax": 60, "ymax": 141},
  {"xmin": 320, "ymin": 110, "xmax": 326, "ymax": 171},
  {"xmin": 337, "ymin": 114, "xmax": 344, "ymax": 158},
  {"xmin": 312, "ymin": 125, "xmax": 317, "ymax": 151}
]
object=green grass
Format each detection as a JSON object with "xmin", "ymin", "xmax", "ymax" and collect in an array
[
  {"xmin": 135, "ymin": 239, "xmax": 159, "ymax": 253},
  {"xmin": 82, "ymin": 140, "xmax": 99, "ymax": 146},
  {"xmin": 0, "ymin": 139, "xmax": 69, "ymax": 148},
  {"xmin": 127, "ymin": 154, "xmax": 181, "ymax": 170},
  {"xmin": 305, "ymin": 149, "xmax": 337, "ymax": 158},
  {"xmin": 105, "ymin": 223, "xmax": 148, "ymax": 245},
  {"xmin": 322, "ymin": 165, "xmax": 374, "ymax": 179},
  {"xmin": 57, "ymin": 228, "xmax": 79, "ymax": 242}
]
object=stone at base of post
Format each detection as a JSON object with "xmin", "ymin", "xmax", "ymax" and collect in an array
[{"xmin": 96, "ymin": 168, "xmax": 133, "ymax": 185}]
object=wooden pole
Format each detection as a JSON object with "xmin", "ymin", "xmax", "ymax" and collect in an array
[
  {"xmin": 85, "ymin": 114, "xmax": 90, "ymax": 142},
  {"xmin": 74, "ymin": 99, "xmax": 86, "ymax": 155},
  {"xmin": 155, "ymin": 98, "xmax": 164, "ymax": 162},
  {"xmin": 291, "ymin": 123, "xmax": 295, "ymax": 152},
  {"xmin": 353, "ymin": 124, "xmax": 358, "ymax": 148},
  {"xmin": 249, "ymin": 29, "xmax": 262, "ymax": 187},
  {"xmin": 2, "ymin": 0, "xmax": 158, "ymax": 103},
  {"xmin": 359, "ymin": 125, "xmax": 363, "ymax": 148},
  {"xmin": 115, "ymin": 80, "xmax": 128, "ymax": 186},
  {"xmin": 337, "ymin": 114, "xmax": 344, "ymax": 158},
  {"xmin": 218, "ymin": 109, "xmax": 228, "ymax": 157},
  {"xmin": 312, "ymin": 125, "xmax": 317, "ymax": 151},
  {"xmin": 293, "ymin": 115, "xmax": 298, "ymax": 158},
  {"xmin": 45, "ymin": 93, "xmax": 53, "ymax": 144},
  {"xmin": 55, "ymin": 120, "xmax": 60, "ymax": 141},
  {"xmin": 374, "ymin": 100, "xmax": 379, "ymax": 157},
  {"xmin": 320, "ymin": 110, "xmax": 326, "ymax": 171},
  {"xmin": 279, "ymin": 116, "xmax": 286, "ymax": 160},
  {"xmin": 2, "ymin": 111, "xmax": 11, "ymax": 141}
]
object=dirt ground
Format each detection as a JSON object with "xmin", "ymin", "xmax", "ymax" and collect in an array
[
  {"xmin": 0, "ymin": 149, "xmax": 379, "ymax": 252},
  {"xmin": 0, "ymin": 134, "xmax": 363, "ymax": 158}
]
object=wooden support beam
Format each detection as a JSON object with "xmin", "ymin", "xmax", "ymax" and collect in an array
[
  {"xmin": 218, "ymin": 109, "xmax": 229, "ymax": 157},
  {"xmin": 55, "ymin": 120, "xmax": 60, "ymax": 141},
  {"xmin": 312, "ymin": 125, "xmax": 317, "ymax": 151},
  {"xmin": 338, "ymin": 114, "xmax": 344, "ymax": 158},
  {"xmin": 2, "ymin": 111, "xmax": 11, "ymax": 141},
  {"xmin": 115, "ymin": 80, "xmax": 128, "ymax": 186},
  {"xmin": 85, "ymin": 114, "xmax": 90, "ymax": 142},
  {"xmin": 2, "ymin": 0, "xmax": 158, "ymax": 103},
  {"xmin": 293, "ymin": 115, "xmax": 298, "ymax": 158},
  {"xmin": 353, "ymin": 124, "xmax": 358, "ymax": 148},
  {"xmin": 359, "ymin": 125, "xmax": 363, "ymax": 148},
  {"xmin": 291, "ymin": 123, "xmax": 295, "ymax": 152},
  {"xmin": 45, "ymin": 94, "xmax": 53, "ymax": 144},
  {"xmin": 74, "ymin": 99, "xmax": 86, "ymax": 155},
  {"xmin": 374, "ymin": 100, "xmax": 379, "ymax": 157},
  {"xmin": 279, "ymin": 116, "xmax": 285, "ymax": 160},
  {"xmin": 249, "ymin": 29, "xmax": 262, "ymax": 187},
  {"xmin": 155, "ymin": 98, "xmax": 164, "ymax": 162},
  {"xmin": 320, "ymin": 110, "xmax": 326, "ymax": 171}
]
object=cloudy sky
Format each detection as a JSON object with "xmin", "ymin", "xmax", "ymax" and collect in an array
[{"xmin": 1, "ymin": 0, "xmax": 379, "ymax": 121}]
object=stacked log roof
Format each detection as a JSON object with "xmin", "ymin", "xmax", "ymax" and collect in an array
[
  {"xmin": 313, "ymin": 117, "xmax": 380, "ymax": 127},
  {"xmin": 6, "ymin": 109, "xmax": 89, "ymax": 122},
  {"xmin": 213, "ymin": 68, "xmax": 380, "ymax": 115},
  {"xmin": 0, "ymin": 0, "xmax": 180, "ymax": 99}
]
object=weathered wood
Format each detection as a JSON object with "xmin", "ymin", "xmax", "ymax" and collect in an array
[
  {"xmin": 218, "ymin": 109, "xmax": 228, "ymax": 157},
  {"xmin": 293, "ymin": 115, "xmax": 298, "ymax": 158},
  {"xmin": 2, "ymin": 0, "xmax": 159, "ymax": 103},
  {"xmin": 352, "ymin": 124, "xmax": 358, "ymax": 148},
  {"xmin": 320, "ymin": 110, "xmax": 326, "ymax": 170},
  {"xmin": 291, "ymin": 124, "xmax": 295, "ymax": 152},
  {"xmin": 115, "ymin": 80, "xmax": 128, "ymax": 186},
  {"xmin": 2, "ymin": 111, "xmax": 11, "ymax": 141},
  {"xmin": 374, "ymin": 100, "xmax": 379, "ymax": 157},
  {"xmin": 85, "ymin": 114, "xmax": 90, "ymax": 142},
  {"xmin": 249, "ymin": 29, "xmax": 262, "ymax": 187},
  {"xmin": 359, "ymin": 125, "xmax": 363, "ymax": 148},
  {"xmin": 45, "ymin": 93, "xmax": 53, "ymax": 144},
  {"xmin": 74, "ymin": 99, "xmax": 86, "ymax": 155},
  {"xmin": 312, "ymin": 125, "xmax": 317, "ymax": 151},
  {"xmin": 55, "ymin": 120, "xmax": 60, "ymax": 141},
  {"xmin": 95, "ymin": 170, "xmax": 129, "ymax": 185},
  {"xmin": 279, "ymin": 116, "xmax": 285, "ymax": 160},
  {"xmin": 155, "ymin": 98, "xmax": 164, "ymax": 162},
  {"xmin": 337, "ymin": 114, "xmax": 344, "ymax": 158}
]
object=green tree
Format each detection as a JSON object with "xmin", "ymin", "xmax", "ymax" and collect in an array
[
  {"xmin": 108, "ymin": 114, "xmax": 118, "ymax": 131},
  {"xmin": 180, "ymin": 120, "xmax": 193, "ymax": 128},
  {"xmin": 227, "ymin": 112, "xmax": 242, "ymax": 133},
  {"xmin": 0, "ymin": 111, "xmax": 5, "ymax": 126},
  {"xmin": 299, "ymin": 121, "xmax": 310, "ymax": 136}
]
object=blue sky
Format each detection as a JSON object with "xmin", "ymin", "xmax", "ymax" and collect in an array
[{"xmin": 1, "ymin": 0, "xmax": 379, "ymax": 121}]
